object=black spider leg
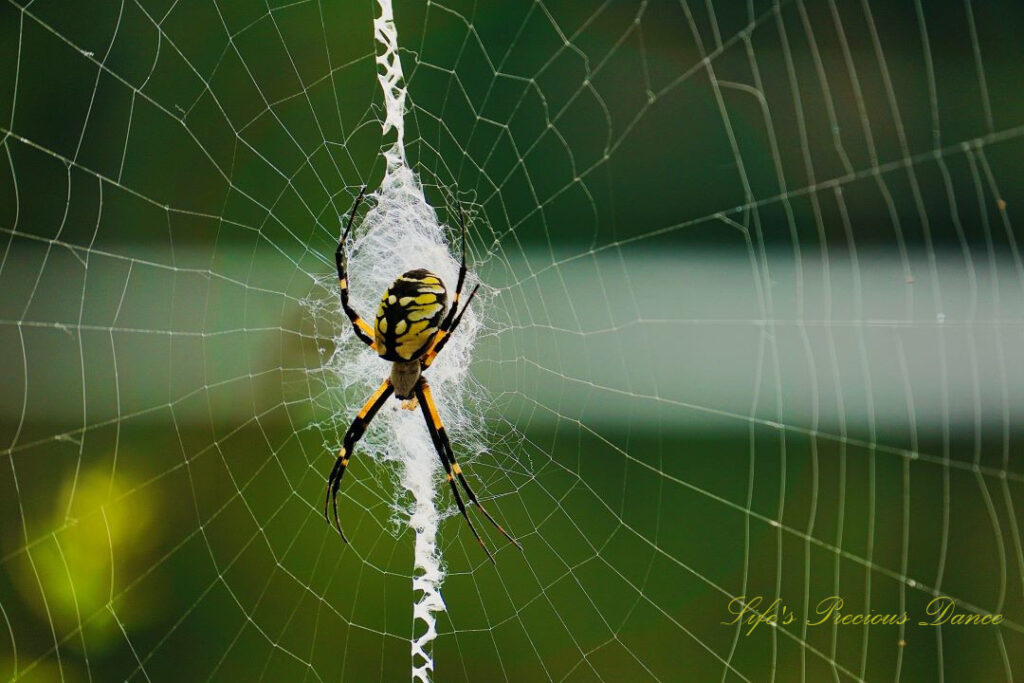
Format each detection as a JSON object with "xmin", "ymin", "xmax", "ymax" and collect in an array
[
  {"xmin": 438, "ymin": 202, "xmax": 469, "ymax": 332},
  {"xmin": 335, "ymin": 185, "xmax": 375, "ymax": 347},
  {"xmin": 413, "ymin": 380, "xmax": 495, "ymax": 564},
  {"xmin": 324, "ymin": 378, "xmax": 394, "ymax": 541},
  {"xmin": 417, "ymin": 380, "xmax": 522, "ymax": 558},
  {"xmin": 422, "ymin": 283, "xmax": 479, "ymax": 367},
  {"xmin": 423, "ymin": 204, "xmax": 481, "ymax": 368}
]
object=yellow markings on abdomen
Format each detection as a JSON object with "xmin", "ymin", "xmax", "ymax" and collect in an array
[
  {"xmin": 400, "ymin": 291, "xmax": 442, "ymax": 307},
  {"xmin": 407, "ymin": 303, "xmax": 443, "ymax": 322},
  {"xmin": 407, "ymin": 320, "xmax": 430, "ymax": 336},
  {"xmin": 395, "ymin": 324, "xmax": 437, "ymax": 359},
  {"xmin": 375, "ymin": 269, "xmax": 448, "ymax": 361}
]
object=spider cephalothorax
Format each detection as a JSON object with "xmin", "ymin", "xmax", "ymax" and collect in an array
[{"xmin": 325, "ymin": 187, "xmax": 521, "ymax": 563}]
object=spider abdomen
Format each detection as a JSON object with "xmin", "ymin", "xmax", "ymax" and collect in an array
[{"xmin": 374, "ymin": 268, "xmax": 447, "ymax": 362}]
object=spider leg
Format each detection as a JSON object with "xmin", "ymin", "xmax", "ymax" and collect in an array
[
  {"xmin": 414, "ymin": 380, "xmax": 495, "ymax": 564},
  {"xmin": 422, "ymin": 203, "xmax": 483, "ymax": 369},
  {"xmin": 335, "ymin": 186, "xmax": 377, "ymax": 348},
  {"xmin": 421, "ymin": 283, "xmax": 479, "ymax": 369},
  {"xmin": 417, "ymin": 380, "xmax": 522, "ymax": 556},
  {"xmin": 325, "ymin": 378, "xmax": 394, "ymax": 541},
  {"xmin": 438, "ymin": 202, "xmax": 468, "ymax": 332}
]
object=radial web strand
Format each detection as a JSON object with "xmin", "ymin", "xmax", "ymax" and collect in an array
[{"xmin": 1, "ymin": 1, "xmax": 1023, "ymax": 682}]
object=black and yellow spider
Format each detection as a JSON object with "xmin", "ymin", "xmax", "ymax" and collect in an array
[{"xmin": 324, "ymin": 187, "xmax": 521, "ymax": 562}]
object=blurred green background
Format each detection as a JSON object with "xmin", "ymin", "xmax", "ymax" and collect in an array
[{"xmin": 2, "ymin": 0, "xmax": 1024, "ymax": 681}]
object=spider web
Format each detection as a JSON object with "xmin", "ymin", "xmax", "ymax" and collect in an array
[{"xmin": 2, "ymin": 0, "xmax": 1024, "ymax": 681}]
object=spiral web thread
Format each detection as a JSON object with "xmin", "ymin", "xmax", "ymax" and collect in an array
[{"xmin": 0, "ymin": 1, "xmax": 1023, "ymax": 681}]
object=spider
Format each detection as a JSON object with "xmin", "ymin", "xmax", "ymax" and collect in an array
[{"xmin": 324, "ymin": 187, "xmax": 521, "ymax": 563}]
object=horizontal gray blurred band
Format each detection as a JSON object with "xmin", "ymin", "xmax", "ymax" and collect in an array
[{"xmin": 1, "ymin": 244, "xmax": 1022, "ymax": 441}]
